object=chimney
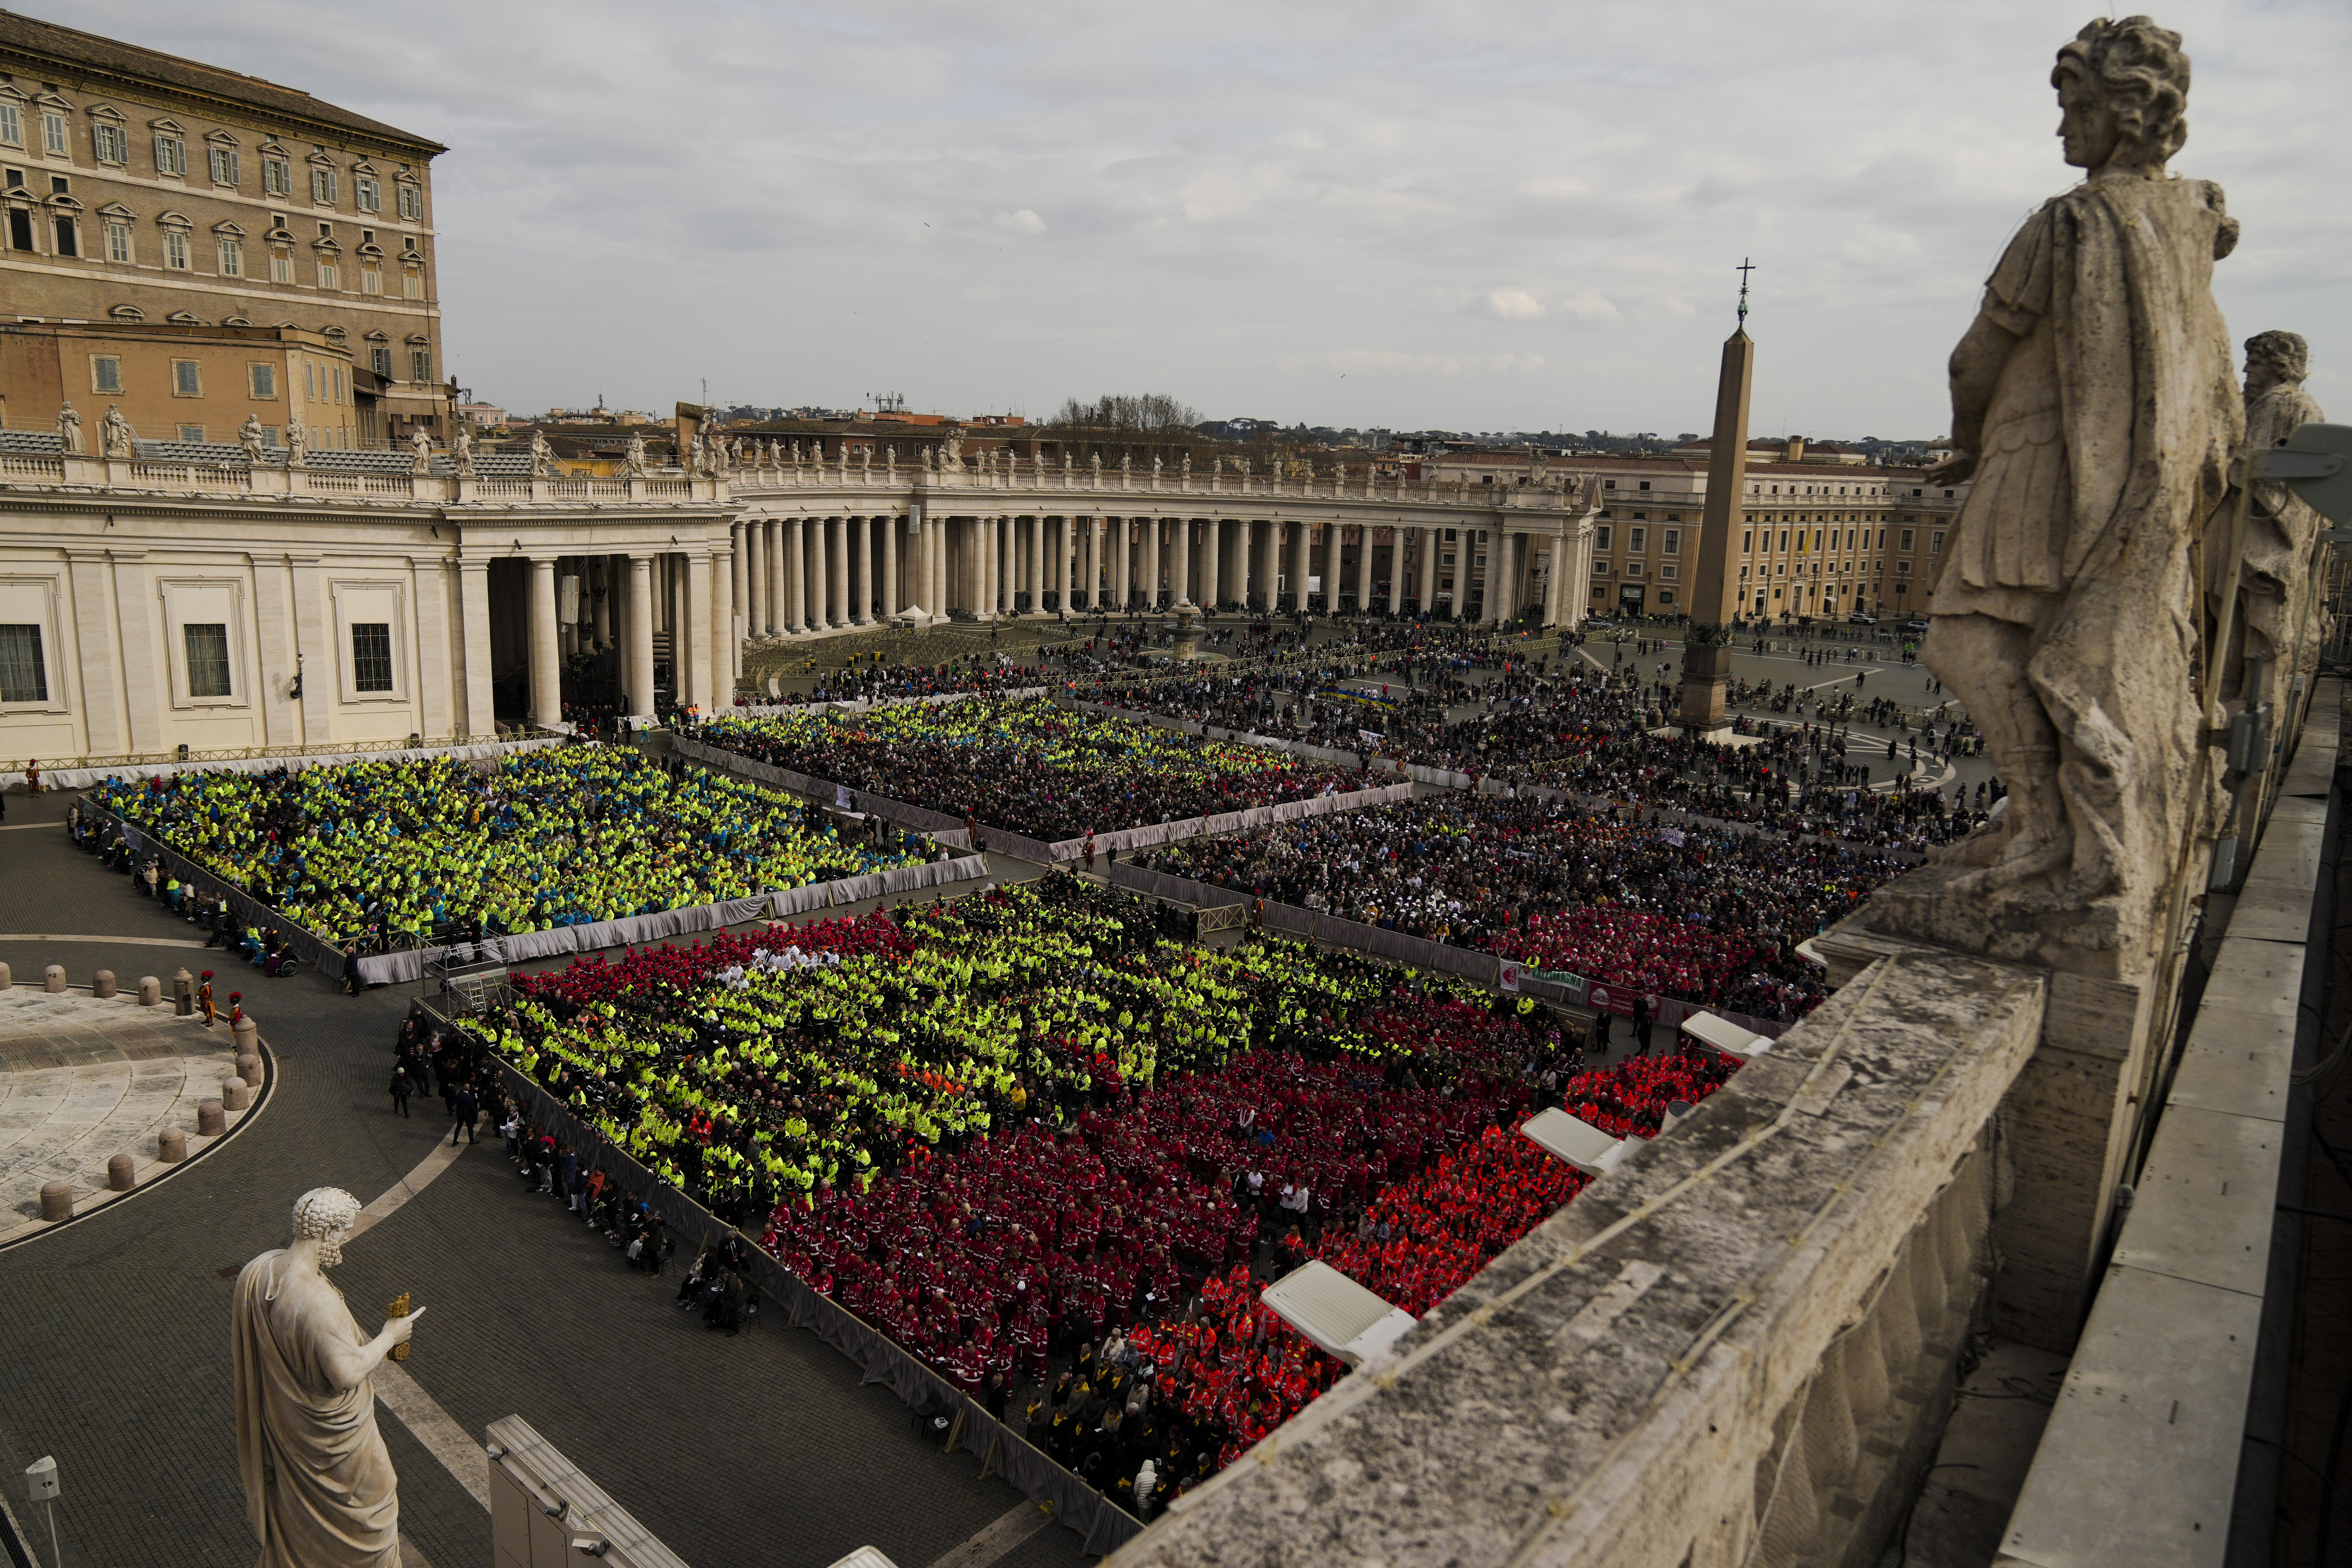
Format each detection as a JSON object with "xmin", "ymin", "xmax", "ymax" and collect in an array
[{"xmin": 1785, "ymin": 436, "xmax": 1804, "ymax": 462}]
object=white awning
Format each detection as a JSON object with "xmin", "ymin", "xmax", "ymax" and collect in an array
[
  {"xmin": 1680, "ymin": 1009, "xmax": 1774, "ymax": 1060},
  {"xmin": 1261, "ymin": 1260, "xmax": 1417, "ymax": 1366},
  {"xmin": 1519, "ymin": 1106, "xmax": 1630, "ymax": 1178}
]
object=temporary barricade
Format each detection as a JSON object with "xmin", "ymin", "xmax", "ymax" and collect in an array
[{"xmin": 469, "ymin": 1028, "xmax": 1142, "ymax": 1557}]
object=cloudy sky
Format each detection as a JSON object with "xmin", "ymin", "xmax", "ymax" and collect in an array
[{"xmin": 58, "ymin": 0, "xmax": 2352, "ymax": 436}]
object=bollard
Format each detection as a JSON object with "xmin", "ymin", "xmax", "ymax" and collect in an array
[
  {"xmin": 138, "ymin": 975, "xmax": 162, "ymax": 1006},
  {"xmin": 173, "ymin": 968, "xmax": 194, "ymax": 1016},
  {"xmin": 107, "ymin": 1153, "xmax": 135, "ymax": 1192},
  {"xmin": 232, "ymin": 1016, "xmax": 258, "ymax": 1055},
  {"xmin": 38, "ymin": 1181, "xmax": 72, "ymax": 1223},
  {"xmin": 221, "ymin": 1078, "xmax": 250, "ymax": 1112},
  {"xmin": 236, "ymin": 1052, "xmax": 262, "ymax": 1088},
  {"xmin": 92, "ymin": 970, "xmax": 116, "ymax": 999},
  {"xmin": 0, "ymin": 960, "xmax": 10, "ymax": 989},
  {"xmin": 197, "ymin": 1099, "xmax": 225, "ymax": 1136},
  {"xmin": 42, "ymin": 964, "xmax": 65, "ymax": 993},
  {"xmin": 157, "ymin": 1127, "xmax": 188, "ymax": 1162}
]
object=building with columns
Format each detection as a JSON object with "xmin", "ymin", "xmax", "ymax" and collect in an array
[{"xmin": 0, "ymin": 443, "xmax": 1597, "ymax": 766}]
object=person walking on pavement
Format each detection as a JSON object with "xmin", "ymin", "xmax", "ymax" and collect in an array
[
  {"xmin": 449, "ymin": 1083, "xmax": 478, "ymax": 1145},
  {"xmin": 390, "ymin": 1067, "xmax": 412, "ymax": 1118}
]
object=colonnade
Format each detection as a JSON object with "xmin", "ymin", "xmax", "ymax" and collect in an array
[
  {"xmin": 483, "ymin": 547, "xmax": 737, "ymax": 731},
  {"xmin": 726, "ymin": 512, "xmax": 1577, "ymax": 626}
]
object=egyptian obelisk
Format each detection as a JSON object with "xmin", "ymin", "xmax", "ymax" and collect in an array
[{"xmin": 1679, "ymin": 263, "xmax": 1757, "ymax": 733}]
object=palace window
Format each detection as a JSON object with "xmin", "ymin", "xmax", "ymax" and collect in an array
[
  {"xmin": 184, "ymin": 624, "xmax": 232, "ymax": 698},
  {"xmin": 1931, "ymin": 531, "xmax": 1945, "ymax": 554},
  {"xmin": 1662, "ymin": 528, "xmax": 1680, "ymax": 555},
  {"xmin": 402, "ymin": 265, "xmax": 422, "ymax": 299},
  {"xmin": 178, "ymin": 424, "xmax": 204, "ymax": 442},
  {"xmin": 316, "ymin": 256, "xmax": 338, "ymax": 290},
  {"xmin": 355, "ymin": 175, "xmax": 379, "ymax": 213},
  {"xmin": 153, "ymin": 133, "xmax": 185, "ymax": 176},
  {"xmin": 105, "ymin": 220, "xmax": 131, "ymax": 263},
  {"xmin": 172, "ymin": 359, "xmax": 201, "ymax": 396},
  {"xmin": 211, "ymin": 147, "xmax": 238, "ymax": 185},
  {"xmin": 361, "ymin": 262, "xmax": 380, "ymax": 295},
  {"xmin": 218, "ymin": 236, "xmax": 242, "ymax": 276},
  {"xmin": 1594, "ymin": 525, "xmax": 1611, "ymax": 552},
  {"xmin": 163, "ymin": 228, "xmax": 189, "ymax": 270},
  {"xmin": 0, "ymin": 103, "xmax": 17, "ymax": 147},
  {"xmin": 50, "ymin": 214, "xmax": 76, "ymax": 256},
  {"xmin": 410, "ymin": 347, "xmax": 432, "ymax": 383},
  {"xmin": 42, "ymin": 111, "xmax": 66, "ymax": 155},
  {"xmin": 91, "ymin": 355, "xmax": 122, "ymax": 393},
  {"xmin": 250, "ymin": 363, "xmax": 277, "ymax": 398},
  {"xmin": 1627, "ymin": 527, "xmax": 1646, "ymax": 553},
  {"xmin": 396, "ymin": 182, "xmax": 421, "ymax": 221},
  {"xmin": 270, "ymin": 246, "xmax": 293, "ymax": 283},
  {"xmin": 93, "ymin": 123, "xmax": 127, "ymax": 163},
  {"xmin": 369, "ymin": 346, "xmax": 391, "ymax": 376},
  {"xmin": 0, "ymin": 624, "xmax": 48, "ymax": 703},
  {"xmin": 312, "ymin": 166, "xmax": 338, "ymax": 204},
  {"xmin": 351, "ymin": 623, "xmax": 394, "ymax": 692},
  {"xmin": 263, "ymin": 156, "xmax": 292, "ymax": 196},
  {"xmin": 1900, "ymin": 530, "xmax": 1915, "ymax": 552}
]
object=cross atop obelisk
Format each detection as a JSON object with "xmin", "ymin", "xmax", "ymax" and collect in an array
[{"xmin": 1678, "ymin": 261, "xmax": 1759, "ymax": 733}]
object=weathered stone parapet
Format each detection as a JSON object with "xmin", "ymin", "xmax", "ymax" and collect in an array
[{"xmin": 1116, "ymin": 954, "xmax": 2047, "ymax": 1568}]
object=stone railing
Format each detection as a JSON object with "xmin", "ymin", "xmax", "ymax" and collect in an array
[
  {"xmin": 1, "ymin": 454, "xmax": 729, "ymax": 509},
  {"xmin": 728, "ymin": 457, "xmax": 1578, "ymax": 511},
  {"xmin": 1112, "ymin": 951, "xmax": 2049, "ymax": 1568}
]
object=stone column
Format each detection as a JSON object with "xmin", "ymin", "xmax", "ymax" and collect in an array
[
  {"xmin": 1027, "ymin": 515, "xmax": 1043, "ymax": 613},
  {"xmin": 785, "ymin": 519, "xmax": 806, "ymax": 633},
  {"xmin": 849, "ymin": 516, "xmax": 870, "ymax": 626},
  {"xmin": 1289, "ymin": 521, "xmax": 1310, "ymax": 613},
  {"xmin": 459, "ymin": 561, "xmax": 494, "ymax": 735},
  {"xmin": 626, "ymin": 555, "xmax": 655, "ymax": 719},
  {"xmin": 746, "ymin": 521, "xmax": 766, "ymax": 638},
  {"xmin": 1417, "ymin": 525, "xmax": 1439, "ymax": 614},
  {"xmin": 1171, "ymin": 518, "xmax": 1192, "ymax": 606},
  {"xmin": 1354, "ymin": 525, "xmax": 1374, "ymax": 614},
  {"xmin": 1051, "ymin": 517, "xmax": 1069, "ymax": 613},
  {"xmin": 931, "ymin": 516, "xmax": 947, "ymax": 619},
  {"xmin": 730, "ymin": 523, "xmax": 750, "ymax": 649},
  {"xmin": 827, "ymin": 517, "xmax": 848, "ymax": 628},
  {"xmin": 881, "ymin": 512, "xmax": 899, "ymax": 621},
  {"xmin": 713, "ymin": 543, "xmax": 737, "ymax": 689},
  {"xmin": 685, "ymin": 552, "xmax": 714, "ymax": 711},
  {"xmin": 1201, "ymin": 519, "xmax": 1221, "ymax": 610},
  {"xmin": 528, "ymin": 557, "xmax": 562, "ymax": 729},
  {"xmin": 1483, "ymin": 533, "xmax": 1506, "ymax": 625},
  {"xmin": 1321, "ymin": 521, "xmax": 1342, "ymax": 611}
]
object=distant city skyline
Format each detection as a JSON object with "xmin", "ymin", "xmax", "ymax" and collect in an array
[{"xmin": 51, "ymin": 0, "xmax": 2350, "ymax": 436}]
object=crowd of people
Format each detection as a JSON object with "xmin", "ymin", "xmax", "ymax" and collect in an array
[
  {"xmin": 433, "ymin": 873, "xmax": 1748, "ymax": 1514},
  {"xmin": 1135, "ymin": 790, "xmax": 1896, "ymax": 1019},
  {"xmin": 695, "ymin": 699, "xmax": 1359, "ymax": 840},
  {"xmin": 89, "ymin": 746, "xmax": 927, "ymax": 950}
]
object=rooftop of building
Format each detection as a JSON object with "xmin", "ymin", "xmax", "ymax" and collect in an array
[{"xmin": 0, "ymin": 8, "xmax": 445, "ymax": 154}]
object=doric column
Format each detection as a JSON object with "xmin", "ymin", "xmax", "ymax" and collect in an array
[
  {"xmin": 1026, "ymin": 514, "xmax": 1042, "ymax": 613},
  {"xmin": 626, "ymin": 555, "xmax": 655, "ymax": 719},
  {"xmin": 459, "ymin": 561, "xmax": 495, "ymax": 735},
  {"xmin": 528, "ymin": 556, "xmax": 563, "ymax": 729},
  {"xmin": 1417, "ymin": 525, "xmax": 1439, "ymax": 615},
  {"xmin": 731, "ymin": 523, "xmax": 751, "ymax": 642},
  {"xmin": 685, "ymin": 551, "xmax": 714, "ymax": 712},
  {"xmin": 1321, "ymin": 521, "xmax": 1342, "ymax": 611},
  {"xmin": 785, "ymin": 519, "xmax": 806, "ymax": 633},
  {"xmin": 931, "ymin": 516, "xmax": 947, "ymax": 618},
  {"xmin": 849, "ymin": 516, "xmax": 870, "ymax": 626},
  {"xmin": 747, "ymin": 521, "xmax": 767, "ymax": 637},
  {"xmin": 1051, "ymin": 517, "xmax": 1069, "ymax": 613},
  {"xmin": 826, "ymin": 516, "xmax": 847, "ymax": 628},
  {"xmin": 1199, "ymin": 519, "xmax": 1220, "ymax": 610},
  {"xmin": 713, "ymin": 542, "xmax": 737, "ymax": 688},
  {"xmin": 882, "ymin": 512, "xmax": 899, "ymax": 622},
  {"xmin": 1171, "ymin": 517, "xmax": 1192, "ymax": 606},
  {"xmin": 1288, "ymin": 521, "xmax": 1310, "ymax": 612},
  {"xmin": 1354, "ymin": 525, "xmax": 1374, "ymax": 613}
]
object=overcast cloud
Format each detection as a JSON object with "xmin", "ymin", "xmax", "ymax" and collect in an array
[{"xmin": 53, "ymin": 0, "xmax": 2352, "ymax": 436}]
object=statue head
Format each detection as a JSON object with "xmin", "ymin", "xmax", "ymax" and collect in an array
[
  {"xmin": 292, "ymin": 1187, "xmax": 362, "ymax": 1267},
  {"xmin": 2245, "ymin": 330, "xmax": 2309, "ymax": 395},
  {"xmin": 2054, "ymin": 16, "xmax": 2190, "ymax": 173}
]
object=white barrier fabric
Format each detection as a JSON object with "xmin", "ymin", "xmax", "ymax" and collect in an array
[
  {"xmin": 16, "ymin": 736, "xmax": 566, "ymax": 793},
  {"xmin": 722, "ymin": 688, "xmax": 1045, "ymax": 721},
  {"xmin": 352, "ymin": 892, "xmax": 784, "ymax": 984}
]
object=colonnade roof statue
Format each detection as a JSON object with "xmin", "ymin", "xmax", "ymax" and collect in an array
[
  {"xmin": 1874, "ymin": 14, "xmax": 2241, "ymax": 973},
  {"xmin": 232, "ymin": 1187, "xmax": 422, "ymax": 1568}
]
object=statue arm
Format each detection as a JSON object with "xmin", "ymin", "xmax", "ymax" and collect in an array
[
  {"xmin": 316, "ymin": 1305, "xmax": 425, "ymax": 1391},
  {"xmin": 1926, "ymin": 309, "xmax": 2019, "ymax": 487}
]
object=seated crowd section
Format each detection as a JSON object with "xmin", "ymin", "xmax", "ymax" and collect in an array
[
  {"xmin": 477, "ymin": 877, "xmax": 1738, "ymax": 1516},
  {"xmin": 1134, "ymin": 790, "xmax": 1905, "ymax": 1020},
  {"xmin": 89, "ymin": 748, "xmax": 927, "ymax": 950},
  {"xmin": 695, "ymin": 699, "xmax": 1360, "ymax": 838}
]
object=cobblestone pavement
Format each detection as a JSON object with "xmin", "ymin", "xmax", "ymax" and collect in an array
[
  {"xmin": 0, "ymin": 788, "xmax": 1089, "ymax": 1568},
  {"xmin": 0, "ymin": 990, "xmax": 252, "ymax": 1242}
]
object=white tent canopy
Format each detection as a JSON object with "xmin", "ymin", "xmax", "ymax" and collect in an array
[
  {"xmin": 1680, "ymin": 1009, "xmax": 1775, "ymax": 1060},
  {"xmin": 1520, "ymin": 1106, "xmax": 1630, "ymax": 1178},
  {"xmin": 1261, "ymin": 1261, "xmax": 1418, "ymax": 1366}
]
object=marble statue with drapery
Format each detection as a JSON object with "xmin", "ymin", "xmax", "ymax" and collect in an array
[
  {"xmin": 1873, "ymin": 15, "xmax": 2242, "ymax": 971},
  {"xmin": 232, "ymin": 1188, "xmax": 421, "ymax": 1568}
]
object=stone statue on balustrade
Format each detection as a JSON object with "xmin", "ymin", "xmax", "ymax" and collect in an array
[
  {"xmin": 623, "ymin": 431, "xmax": 649, "ymax": 477},
  {"xmin": 56, "ymin": 401, "xmax": 84, "ymax": 454},
  {"xmin": 1872, "ymin": 15, "xmax": 2242, "ymax": 972},
  {"xmin": 452, "ymin": 424, "xmax": 475, "ymax": 477},
  {"xmin": 1152, "ymin": 453, "xmax": 1163, "ymax": 478},
  {"xmin": 232, "ymin": 1187, "xmax": 422, "ymax": 1568},
  {"xmin": 1120, "ymin": 452, "xmax": 1132, "ymax": 475},
  {"xmin": 240, "ymin": 415, "xmax": 267, "ymax": 465},
  {"xmin": 529, "ymin": 430, "xmax": 554, "ymax": 479},
  {"xmin": 942, "ymin": 426, "xmax": 965, "ymax": 470},
  {"xmin": 284, "ymin": 417, "xmax": 308, "ymax": 469},
  {"xmin": 408, "ymin": 426, "xmax": 433, "ymax": 475},
  {"xmin": 1089, "ymin": 452, "xmax": 1102, "ymax": 480},
  {"xmin": 2225, "ymin": 330, "xmax": 2329, "ymax": 694},
  {"xmin": 101, "ymin": 403, "xmax": 134, "ymax": 459},
  {"xmin": 1181, "ymin": 452, "xmax": 1192, "ymax": 478}
]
